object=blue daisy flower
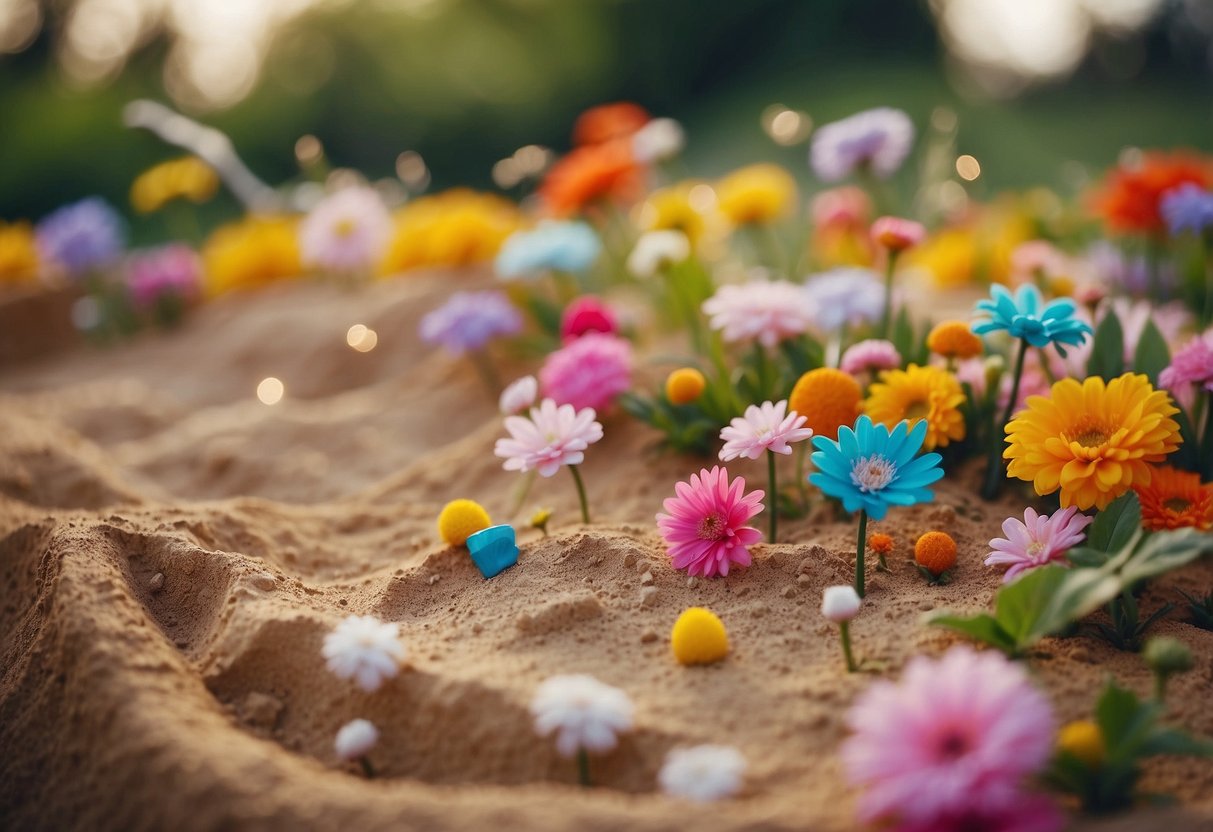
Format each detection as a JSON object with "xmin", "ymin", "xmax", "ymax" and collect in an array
[
  {"xmin": 494, "ymin": 220, "xmax": 601, "ymax": 279},
  {"xmin": 809, "ymin": 415, "xmax": 943, "ymax": 522},
  {"xmin": 971, "ymin": 283, "xmax": 1093, "ymax": 356}
]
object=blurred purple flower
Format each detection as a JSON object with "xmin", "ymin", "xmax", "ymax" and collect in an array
[
  {"xmin": 802, "ymin": 267, "xmax": 886, "ymax": 333},
  {"xmin": 1161, "ymin": 183, "xmax": 1213, "ymax": 236},
  {"xmin": 126, "ymin": 244, "xmax": 202, "ymax": 308},
  {"xmin": 1085, "ymin": 241, "xmax": 1176, "ymax": 296},
  {"xmin": 810, "ymin": 108, "xmax": 915, "ymax": 183},
  {"xmin": 420, "ymin": 290, "xmax": 523, "ymax": 356},
  {"xmin": 36, "ymin": 197, "xmax": 126, "ymax": 277}
]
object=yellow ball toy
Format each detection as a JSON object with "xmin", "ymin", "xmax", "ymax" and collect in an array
[
  {"xmin": 437, "ymin": 499, "xmax": 491, "ymax": 547},
  {"xmin": 670, "ymin": 607, "xmax": 729, "ymax": 665}
]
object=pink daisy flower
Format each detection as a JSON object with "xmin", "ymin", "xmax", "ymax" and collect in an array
[
  {"xmin": 894, "ymin": 796, "xmax": 1064, "ymax": 832},
  {"xmin": 560, "ymin": 295, "xmax": 618, "ymax": 343},
  {"xmin": 870, "ymin": 216, "xmax": 925, "ymax": 252},
  {"xmin": 1159, "ymin": 328, "xmax": 1213, "ymax": 396},
  {"xmin": 539, "ymin": 332, "xmax": 632, "ymax": 412},
  {"xmin": 842, "ymin": 645, "xmax": 1056, "ymax": 827},
  {"xmin": 984, "ymin": 506, "xmax": 1093, "ymax": 583},
  {"xmin": 299, "ymin": 186, "xmax": 393, "ymax": 272},
  {"xmin": 718, "ymin": 400, "xmax": 813, "ymax": 461},
  {"xmin": 656, "ymin": 466, "xmax": 764, "ymax": 578},
  {"xmin": 840, "ymin": 339, "xmax": 902, "ymax": 376},
  {"xmin": 494, "ymin": 398, "xmax": 603, "ymax": 478},
  {"xmin": 702, "ymin": 281, "xmax": 814, "ymax": 348}
]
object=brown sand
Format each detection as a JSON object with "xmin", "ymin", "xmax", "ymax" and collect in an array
[{"xmin": 1, "ymin": 272, "xmax": 1211, "ymax": 832}]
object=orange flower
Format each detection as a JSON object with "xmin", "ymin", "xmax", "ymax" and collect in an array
[
  {"xmin": 868, "ymin": 532, "xmax": 894, "ymax": 555},
  {"xmin": 538, "ymin": 140, "xmax": 644, "ymax": 217},
  {"xmin": 1134, "ymin": 466, "xmax": 1213, "ymax": 531},
  {"xmin": 927, "ymin": 321, "xmax": 984, "ymax": 360},
  {"xmin": 914, "ymin": 531, "xmax": 957, "ymax": 577},
  {"xmin": 573, "ymin": 102, "xmax": 650, "ymax": 146},
  {"xmin": 788, "ymin": 368, "xmax": 862, "ymax": 441},
  {"xmin": 1092, "ymin": 150, "xmax": 1213, "ymax": 235}
]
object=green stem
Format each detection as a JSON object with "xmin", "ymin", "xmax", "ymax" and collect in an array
[
  {"xmin": 795, "ymin": 442, "xmax": 809, "ymax": 510},
  {"xmin": 577, "ymin": 748, "xmax": 591, "ymax": 787},
  {"xmin": 570, "ymin": 465, "xmax": 591, "ymax": 525},
  {"xmin": 982, "ymin": 339, "xmax": 1028, "ymax": 500},
  {"xmin": 855, "ymin": 510, "xmax": 868, "ymax": 598},
  {"xmin": 767, "ymin": 449, "xmax": 778, "ymax": 543},
  {"xmin": 839, "ymin": 621, "xmax": 858, "ymax": 672},
  {"xmin": 753, "ymin": 343, "xmax": 771, "ymax": 401},
  {"xmin": 879, "ymin": 251, "xmax": 899, "ymax": 341},
  {"xmin": 1153, "ymin": 673, "xmax": 1168, "ymax": 703},
  {"xmin": 359, "ymin": 756, "xmax": 376, "ymax": 778}
]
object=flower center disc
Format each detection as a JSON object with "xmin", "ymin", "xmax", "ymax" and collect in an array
[
  {"xmin": 697, "ymin": 513, "xmax": 725, "ymax": 540},
  {"xmin": 904, "ymin": 399, "xmax": 930, "ymax": 420},
  {"xmin": 850, "ymin": 455, "xmax": 896, "ymax": 493},
  {"xmin": 1165, "ymin": 497, "xmax": 1192, "ymax": 513}
]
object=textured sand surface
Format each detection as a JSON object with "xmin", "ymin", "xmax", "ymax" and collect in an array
[{"xmin": 1, "ymin": 273, "xmax": 1211, "ymax": 832}]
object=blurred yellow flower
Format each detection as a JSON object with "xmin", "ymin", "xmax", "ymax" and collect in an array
[
  {"xmin": 131, "ymin": 157, "xmax": 219, "ymax": 214},
  {"xmin": 715, "ymin": 164, "xmax": 796, "ymax": 226},
  {"xmin": 380, "ymin": 189, "xmax": 520, "ymax": 274},
  {"xmin": 908, "ymin": 206, "xmax": 1033, "ymax": 289},
  {"xmin": 635, "ymin": 180, "xmax": 720, "ymax": 248},
  {"xmin": 0, "ymin": 221, "xmax": 40, "ymax": 285},
  {"xmin": 202, "ymin": 215, "xmax": 301, "ymax": 296}
]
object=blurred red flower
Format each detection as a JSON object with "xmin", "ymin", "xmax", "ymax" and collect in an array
[
  {"xmin": 1092, "ymin": 150, "xmax": 1213, "ymax": 235},
  {"xmin": 572, "ymin": 102, "xmax": 650, "ymax": 146}
]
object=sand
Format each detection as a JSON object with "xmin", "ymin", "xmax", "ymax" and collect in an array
[{"xmin": 1, "ymin": 272, "xmax": 1211, "ymax": 832}]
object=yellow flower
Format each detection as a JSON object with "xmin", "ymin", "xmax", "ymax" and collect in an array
[
  {"xmin": 864, "ymin": 364, "xmax": 966, "ymax": 450},
  {"xmin": 789, "ymin": 368, "xmax": 862, "ymax": 441},
  {"xmin": 665, "ymin": 367, "xmax": 706, "ymax": 405},
  {"xmin": 437, "ymin": 499, "xmax": 492, "ymax": 547},
  {"xmin": 0, "ymin": 221, "xmax": 40, "ymax": 285},
  {"xmin": 529, "ymin": 507, "xmax": 553, "ymax": 535},
  {"xmin": 202, "ymin": 216, "xmax": 301, "ymax": 296},
  {"xmin": 670, "ymin": 607, "xmax": 729, "ymax": 665},
  {"xmin": 635, "ymin": 180, "xmax": 719, "ymax": 248},
  {"xmin": 1057, "ymin": 720, "xmax": 1104, "ymax": 768},
  {"xmin": 130, "ymin": 157, "xmax": 219, "ymax": 214},
  {"xmin": 1005, "ymin": 373, "xmax": 1182, "ymax": 511},
  {"xmin": 715, "ymin": 164, "xmax": 796, "ymax": 226},
  {"xmin": 927, "ymin": 320, "xmax": 983, "ymax": 360},
  {"xmin": 380, "ymin": 189, "xmax": 520, "ymax": 274}
]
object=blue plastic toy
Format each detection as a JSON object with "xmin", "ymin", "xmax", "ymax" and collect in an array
[{"xmin": 465, "ymin": 524, "xmax": 519, "ymax": 578}]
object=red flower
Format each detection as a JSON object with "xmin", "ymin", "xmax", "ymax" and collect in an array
[
  {"xmin": 1092, "ymin": 150, "xmax": 1213, "ymax": 235},
  {"xmin": 572, "ymin": 102, "xmax": 650, "ymax": 146},
  {"xmin": 538, "ymin": 140, "xmax": 644, "ymax": 217}
]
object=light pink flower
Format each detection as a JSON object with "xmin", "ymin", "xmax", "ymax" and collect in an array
[
  {"xmin": 126, "ymin": 244, "xmax": 201, "ymax": 308},
  {"xmin": 985, "ymin": 506, "xmax": 1094, "ymax": 582},
  {"xmin": 811, "ymin": 186, "xmax": 872, "ymax": 229},
  {"xmin": 870, "ymin": 216, "xmax": 925, "ymax": 252},
  {"xmin": 560, "ymin": 295, "xmax": 618, "ymax": 342},
  {"xmin": 893, "ymin": 796, "xmax": 1064, "ymax": 832},
  {"xmin": 954, "ymin": 357, "xmax": 987, "ymax": 398},
  {"xmin": 719, "ymin": 400, "xmax": 813, "ymax": 461},
  {"xmin": 499, "ymin": 375, "xmax": 538, "ymax": 415},
  {"xmin": 1009, "ymin": 240, "xmax": 1069, "ymax": 285},
  {"xmin": 702, "ymin": 281, "xmax": 814, "ymax": 348},
  {"xmin": 540, "ymin": 333, "xmax": 632, "ymax": 412},
  {"xmin": 299, "ymin": 186, "xmax": 393, "ymax": 272},
  {"xmin": 841, "ymin": 339, "xmax": 902, "ymax": 376},
  {"xmin": 494, "ymin": 398, "xmax": 603, "ymax": 478},
  {"xmin": 1159, "ymin": 328, "xmax": 1213, "ymax": 396},
  {"xmin": 842, "ymin": 645, "xmax": 1056, "ymax": 827},
  {"xmin": 656, "ymin": 466, "xmax": 764, "ymax": 578}
]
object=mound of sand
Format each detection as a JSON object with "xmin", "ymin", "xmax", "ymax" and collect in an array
[{"xmin": 1, "ymin": 274, "xmax": 1210, "ymax": 831}]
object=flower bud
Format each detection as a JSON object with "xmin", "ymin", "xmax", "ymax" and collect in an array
[
  {"xmin": 1057, "ymin": 720, "xmax": 1104, "ymax": 768},
  {"xmin": 335, "ymin": 719, "xmax": 379, "ymax": 761},
  {"xmin": 1144, "ymin": 636, "xmax": 1194, "ymax": 677},
  {"xmin": 821, "ymin": 585, "xmax": 862, "ymax": 622}
]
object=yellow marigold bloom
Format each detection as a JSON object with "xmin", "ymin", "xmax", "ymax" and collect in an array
[
  {"xmin": 0, "ymin": 221, "xmax": 40, "ymax": 284},
  {"xmin": 864, "ymin": 364, "xmax": 966, "ymax": 451},
  {"xmin": 437, "ymin": 498, "xmax": 492, "ymax": 547},
  {"xmin": 1005, "ymin": 373, "xmax": 1182, "ymax": 511},
  {"xmin": 789, "ymin": 368, "xmax": 862, "ymax": 442},
  {"xmin": 380, "ymin": 189, "xmax": 520, "ymax": 274},
  {"xmin": 202, "ymin": 216, "xmax": 301, "ymax": 296},
  {"xmin": 1134, "ymin": 466, "xmax": 1213, "ymax": 531},
  {"xmin": 914, "ymin": 531, "xmax": 957, "ymax": 576},
  {"xmin": 130, "ymin": 156, "xmax": 219, "ymax": 214},
  {"xmin": 670, "ymin": 607, "xmax": 729, "ymax": 665},
  {"xmin": 927, "ymin": 320, "xmax": 983, "ymax": 360},
  {"xmin": 635, "ymin": 180, "xmax": 718, "ymax": 248},
  {"xmin": 715, "ymin": 164, "xmax": 796, "ymax": 226},
  {"xmin": 1057, "ymin": 720, "xmax": 1104, "ymax": 768},
  {"xmin": 665, "ymin": 367, "xmax": 706, "ymax": 405}
]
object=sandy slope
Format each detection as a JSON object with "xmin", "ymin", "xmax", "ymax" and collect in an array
[{"xmin": 1, "ymin": 273, "xmax": 1211, "ymax": 832}]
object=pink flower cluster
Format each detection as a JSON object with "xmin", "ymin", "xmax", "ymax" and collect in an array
[{"xmin": 540, "ymin": 332, "xmax": 632, "ymax": 412}]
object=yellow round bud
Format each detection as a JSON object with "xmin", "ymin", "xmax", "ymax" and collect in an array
[
  {"xmin": 1057, "ymin": 720, "xmax": 1105, "ymax": 768},
  {"xmin": 670, "ymin": 607, "xmax": 729, "ymax": 665},
  {"xmin": 437, "ymin": 499, "xmax": 491, "ymax": 547},
  {"xmin": 665, "ymin": 367, "xmax": 706, "ymax": 405}
]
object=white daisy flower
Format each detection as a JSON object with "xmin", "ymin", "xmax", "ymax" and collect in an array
[
  {"xmin": 530, "ymin": 674, "xmax": 634, "ymax": 757},
  {"xmin": 627, "ymin": 230, "xmax": 691, "ymax": 278},
  {"xmin": 322, "ymin": 615, "xmax": 407, "ymax": 692},
  {"xmin": 659, "ymin": 745, "xmax": 747, "ymax": 802},
  {"xmin": 334, "ymin": 718, "xmax": 379, "ymax": 761},
  {"xmin": 632, "ymin": 117, "xmax": 686, "ymax": 164}
]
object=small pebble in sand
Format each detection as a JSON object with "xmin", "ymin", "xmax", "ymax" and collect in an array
[
  {"xmin": 687, "ymin": 577, "xmax": 699, "ymax": 588},
  {"xmin": 623, "ymin": 552, "xmax": 638, "ymax": 567},
  {"xmin": 148, "ymin": 572, "xmax": 165, "ymax": 592},
  {"xmin": 428, "ymin": 574, "xmax": 441, "ymax": 585},
  {"xmin": 251, "ymin": 572, "xmax": 276, "ymax": 591},
  {"xmin": 640, "ymin": 630, "xmax": 659, "ymax": 643},
  {"xmin": 635, "ymin": 560, "xmax": 651, "ymax": 574},
  {"xmin": 640, "ymin": 586, "xmax": 659, "ymax": 606},
  {"xmin": 796, "ymin": 574, "xmax": 812, "ymax": 585},
  {"xmin": 781, "ymin": 585, "xmax": 797, "ymax": 598},
  {"xmin": 640, "ymin": 571, "xmax": 655, "ymax": 586}
]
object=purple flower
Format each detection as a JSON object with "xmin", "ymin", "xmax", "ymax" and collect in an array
[
  {"xmin": 810, "ymin": 108, "xmax": 915, "ymax": 183},
  {"xmin": 126, "ymin": 244, "xmax": 201, "ymax": 308},
  {"xmin": 803, "ymin": 267, "xmax": 886, "ymax": 333},
  {"xmin": 36, "ymin": 197, "xmax": 126, "ymax": 277},
  {"xmin": 1085, "ymin": 241, "xmax": 1177, "ymax": 296},
  {"xmin": 420, "ymin": 290, "xmax": 523, "ymax": 356},
  {"xmin": 1161, "ymin": 183, "xmax": 1213, "ymax": 236}
]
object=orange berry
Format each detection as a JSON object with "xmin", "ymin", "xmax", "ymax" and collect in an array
[
  {"xmin": 788, "ymin": 368, "xmax": 862, "ymax": 441},
  {"xmin": 868, "ymin": 532, "xmax": 894, "ymax": 555},
  {"xmin": 666, "ymin": 367, "xmax": 707, "ymax": 405},
  {"xmin": 926, "ymin": 320, "xmax": 983, "ymax": 360},
  {"xmin": 914, "ymin": 531, "xmax": 957, "ymax": 576}
]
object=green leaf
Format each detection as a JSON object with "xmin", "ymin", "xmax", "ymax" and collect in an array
[
  {"xmin": 994, "ymin": 565, "xmax": 1067, "ymax": 645},
  {"xmin": 1119, "ymin": 527, "xmax": 1213, "ymax": 587},
  {"xmin": 1087, "ymin": 312, "xmax": 1125, "ymax": 381},
  {"xmin": 1138, "ymin": 729, "xmax": 1213, "ymax": 758},
  {"xmin": 1067, "ymin": 548, "xmax": 1110, "ymax": 568},
  {"xmin": 1031, "ymin": 566, "xmax": 1124, "ymax": 642},
  {"xmin": 1087, "ymin": 492, "xmax": 1142, "ymax": 553},
  {"xmin": 926, "ymin": 612, "xmax": 1018, "ymax": 655},
  {"xmin": 1096, "ymin": 680, "xmax": 1162, "ymax": 760},
  {"xmin": 1132, "ymin": 319, "xmax": 1171, "ymax": 385}
]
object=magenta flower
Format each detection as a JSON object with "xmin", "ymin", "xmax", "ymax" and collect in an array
[
  {"xmin": 893, "ymin": 796, "xmax": 1064, "ymax": 832},
  {"xmin": 299, "ymin": 186, "xmax": 393, "ymax": 273},
  {"xmin": 539, "ymin": 332, "xmax": 632, "ymax": 412},
  {"xmin": 702, "ymin": 280, "xmax": 814, "ymax": 348},
  {"xmin": 126, "ymin": 244, "xmax": 201, "ymax": 308},
  {"xmin": 719, "ymin": 400, "xmax": 813, "ymax": 461},
  {"xmin": 560, "ymin": 295, "xmax": 618, "ymax": 343},
  {"xmin": 494, "ymin": 398, "xmax": 603, "ymax": 478},
  {"xmin": 841, "ymin": 339, "xmax": 902, "ymax": 376},
  {"xmin": 985, "ymin": 506, "xmax": 1094, "ymax": 583},
  {"xmin": 656, "ymin": 466, "xmax": 764, "ymax": 578},
  {"xmin": 842, "ymin": 645, "xmax": 1056, "ymax": 828},
  {"xmin": 1159, "ymin": 328, "xmax": 1213, "ymax": 396}
]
